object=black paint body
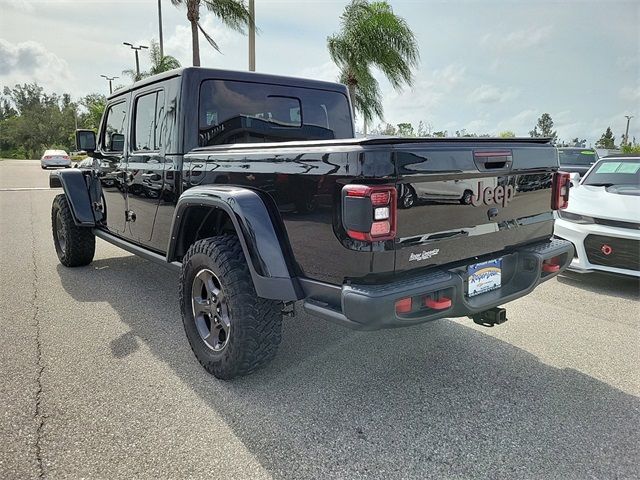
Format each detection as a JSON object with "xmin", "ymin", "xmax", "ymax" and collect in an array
[{"xmin": 56, "ymin": 67, "xmax": 572, "ymax": 326}]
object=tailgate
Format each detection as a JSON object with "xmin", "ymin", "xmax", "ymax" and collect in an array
[{"xmin": 394, "ymin": 141, "xmax": 558, "ymax": 274}]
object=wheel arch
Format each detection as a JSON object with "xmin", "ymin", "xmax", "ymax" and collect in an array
[
  {"xmin": 168, "ymin": 185, "xmax": 303, "ymax": 301},
  {"xmin": 54, "ymin": 170, "xmax": 95, "ymax": 227}
]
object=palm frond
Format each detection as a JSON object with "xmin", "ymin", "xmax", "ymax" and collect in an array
[
  {"xmin": 327, "ymin": 0, "xmax": 419, "ymax": 123},
  {"xmin": 197, "ymin": 21, "xmax": 221, "ymax": 52},
  {"xmin": 201, "ymin": 0, "xmax": 252, "ymax": 34}
]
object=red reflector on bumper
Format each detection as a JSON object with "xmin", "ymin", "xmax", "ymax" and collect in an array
[
  {"xmin": 542, "ymin": 256, "xmax": 561, "ymax": 273},
  {"xmin": 425, "ymin": 297, "xmax": 452, "ymax": 310},
  {"xmin": 395, "ymin": 297, "xmax": 412, "ymax": 314}
]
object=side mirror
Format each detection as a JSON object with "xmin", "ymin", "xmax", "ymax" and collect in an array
[
  {"xmin": 76, "ymin": 129, "xmax": 96, "ymax": 153},
  {"xmin": 108, "ymin": 133, "xmax": 125, "ymax": 153},
  {"xmin": 569, "ymin": 172, "xmax": 580, "ymax": 187}
]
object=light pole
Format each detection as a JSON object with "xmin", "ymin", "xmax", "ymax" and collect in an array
[
  {"xmin": 248, "ymin": 0, "xmax": 255, "ymax": 71},
  {"xmin": 123, "ymin": 42, "xmax": 148, "ymax": 79},
  {"xmin": 100, "ymin": 75, "xmax": 119, "ymax": 94},
  {"xmin": 158, "ymin": 0, "xmax": 164, "ymax": 58},
  {"xmin": 624, "ymin": 115, "xmax": 634, "ymax": 146}
]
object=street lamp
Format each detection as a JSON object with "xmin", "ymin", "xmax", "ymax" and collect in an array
[
  {"xmin": 123, "ymin": 42, "xmax": 148, "ymax": 79},
  {"xmin": 157, "ymin": 0, "xmax": 164, "ymax": 58},
  {"xmin": 248, "ymin": 0, "xmax": 255, "ymax": 71},
  {"xmin": 100, "ymin": 75, "xmax": 119, "ymax": 94},
  {"xmin": 624, "ymin": 115, "xmax": 634, "ymax": 146}
]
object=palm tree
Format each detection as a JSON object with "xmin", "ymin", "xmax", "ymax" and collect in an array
[
  {"xmin": 148, "ymin": 40, "xmax": 181, "ymax": 75},
  {"xmin": 170, "ymin": 0, "xmax": 253, "ymax": 67},
  {"xmin": 328, "ymin": 0, "xmax": 419, "ymax": 128},
  {"xmin": 123, "ymin": 40, "xmax": 181, "ymax": 82}
]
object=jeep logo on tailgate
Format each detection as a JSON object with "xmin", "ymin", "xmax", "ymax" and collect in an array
[{"xmin": 471, "ymin": 182, "xmax": 515, "ymax": 207}]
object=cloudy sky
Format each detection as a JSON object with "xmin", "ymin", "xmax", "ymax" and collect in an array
[{"xmin": 1, "ymin": 0, "xmax": 638, "ymax": 144}]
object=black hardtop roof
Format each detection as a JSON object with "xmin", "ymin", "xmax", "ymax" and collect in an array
[{"xmin": 108, "ymin": 67, "xmax": 348, "ymax": 100}]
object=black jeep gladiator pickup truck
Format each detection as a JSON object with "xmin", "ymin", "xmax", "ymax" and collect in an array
[{"xmin": 51, "ymin": 67, "xmax": 573, "ymax": 379}]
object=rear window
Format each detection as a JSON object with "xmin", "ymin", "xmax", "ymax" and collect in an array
[
  {"xmin": 198, "ymin": 80, "xmax": 353, "ymax": 147},
  {"xmin": 558, "ymin": 149, "xmax": 598, "ymax": 166}
]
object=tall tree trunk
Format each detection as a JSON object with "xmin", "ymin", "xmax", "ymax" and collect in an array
[
  {"xmin": 190, "ymin": 20, "xmax": 200, "ymax": 66},
  {"xmin": 347, "ymin": 83, "xmax": 356, "ymax": 118}
]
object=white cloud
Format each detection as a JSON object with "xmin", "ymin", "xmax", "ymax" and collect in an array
[
  {"xmin": 482, "ymin": 25, "xmax": 553, "ymax": 53},
  {"xmin": 468, "ymin": 84, "xmax": 519, "ymax": 104},
  {"xmin": 0, "ymin": 39, "xmax": 72, "ymax": 89},
  {"xmin": 298, "ymin": 61, "xmax": 339, "ymax": 83},
  {"xmin": 164, "ymin": 13, "xmax": 243, "ymax": 68},
  {"xmin": 383, "ymin": 64, "xmax": 466, "ymax": 116},
  {"xmin": 495, "ymin": 109, "xmax": 538, "ymax": 136},
  {"xmin": 619, "ymin": 85, "xmax": 640, "ymax": 103},
  {"xmin": 0, "ymin": 0, "xmax": 34, "ymax": 12}
]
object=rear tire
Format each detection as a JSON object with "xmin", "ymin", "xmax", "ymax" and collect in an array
[
  {"xmin": 51, "ymin": 194, "xmax": 95, "ymax": 267},
  {"xmin": 179, "ymin": 236, "xmax": 282, "ymax": 380}
]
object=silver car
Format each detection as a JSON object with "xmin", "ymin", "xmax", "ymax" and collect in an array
[{"xmin": 41, "ymin": 149, "xmax": 71, "ymax": 169}]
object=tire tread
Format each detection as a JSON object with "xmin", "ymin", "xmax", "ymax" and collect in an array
[
  {"xmin": 51, "ymin": 194, "xmax": 95, "ymax": 267},
  {"xmin": 179, "ymin": 236, "xmax": 282, "ymax": 379}
]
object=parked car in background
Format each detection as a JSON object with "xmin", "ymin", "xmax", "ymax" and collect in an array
[
  {"xmin": 554, "ymin": 155, "xmax": 640, "ymax": 277},
  {"xmin": 41, "ymin": 149, "xmax": 71, "ymax": 169},
  {"xmin": 557, "ymin": 147, "xmax": 598, "ymax": 176}
]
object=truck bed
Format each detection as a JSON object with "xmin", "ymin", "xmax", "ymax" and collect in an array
[{"xmin": 184, "ymin": 137, "xmax": 558, "ymax": 285}]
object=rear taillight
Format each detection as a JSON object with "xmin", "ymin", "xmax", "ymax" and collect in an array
[
  {"xmin": 63, "ymin": 155, "xmax": 69, "ymax": 160},
  {"xmin": 551, "ymin": 171, "xmax": 571, "ymax": 210},
  {"xmin": 342, "ymin": 184, "xmax": 397, "ymax": 242},
  {"xmin": 44, "ymin": 155, "xmax": 51, "ymax": 159}
]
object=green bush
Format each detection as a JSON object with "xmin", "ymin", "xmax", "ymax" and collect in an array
[{"xmin": 620, "ymin": 144, "xmax": 640, "ymax": 154}]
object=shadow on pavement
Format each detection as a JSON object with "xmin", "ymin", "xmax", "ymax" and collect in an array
[
  {"xmin": 557, "ymin": 270, "xmax": 640, "ymax": 300},
  {"xmin": 57, "ymin": 256, "xmax": 640, "ymax": 479}
]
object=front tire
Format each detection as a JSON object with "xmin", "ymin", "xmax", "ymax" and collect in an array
[
  {"xmin": 179, "ymin": 236, "xmax": 282, "ymax": 380},
  {"xmin": 51, "ymin": 194, "xmax": 95, "ymax": 267}
]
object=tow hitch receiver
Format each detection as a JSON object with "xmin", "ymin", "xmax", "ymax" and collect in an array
[{"xmin": 471, "ymin": 307, "xmax": 508, "ymax": 327}]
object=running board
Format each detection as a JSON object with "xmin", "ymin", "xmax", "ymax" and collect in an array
[{"xmin": 92, "ymin": 229, "xmax": 181, "ymax": 272}]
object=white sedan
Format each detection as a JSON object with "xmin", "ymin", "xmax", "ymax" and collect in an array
[
  {"xmin": 554, "ymin": 155, "xmax": 640, "ymax": 277},
  {"xmin": 41, "ymin": 149, "xmax": 71, "ymax": 169}
]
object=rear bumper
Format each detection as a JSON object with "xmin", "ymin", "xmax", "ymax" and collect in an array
[
  {"xmin": 42, "ymin": 159, "xmax": 71, "ymax": 167},
  {"xmin": 303, "ymin": 238, "xmax": 573, "ymax": 330}
]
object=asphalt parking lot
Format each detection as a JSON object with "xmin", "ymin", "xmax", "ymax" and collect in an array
[{"xmin": 1, "ymin": 159, "xmax": 639, "ymax": 479}]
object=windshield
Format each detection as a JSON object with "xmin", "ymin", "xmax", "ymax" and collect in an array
[
  {"xmin": 582, "ymin": 160, "xmax": 640, "ymax": 186},
  {"xmin": 558, "ymin": 149, "xmax": 598, "ymax": 166}
]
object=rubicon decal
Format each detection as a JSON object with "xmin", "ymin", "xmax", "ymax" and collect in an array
[{"xmin": 470, "ymin": 182, "xmax": 515, "ymax": 208}]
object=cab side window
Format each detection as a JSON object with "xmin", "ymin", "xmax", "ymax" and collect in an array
[
  {"xmin": 103, "ymin": 101, "xmax": 128, "ymax": 152},
  {"xmin": 134, "ymin": 90, "xmax": 165, "ymax": 152}
]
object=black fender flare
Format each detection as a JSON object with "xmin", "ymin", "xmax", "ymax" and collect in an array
[
  {"xmin": 168, "ymin": 185, "xmax": 303, "ymax": 301},
  {"xmin": 54, "ymin": 170, "xmax": 95, "ymax": 227}
]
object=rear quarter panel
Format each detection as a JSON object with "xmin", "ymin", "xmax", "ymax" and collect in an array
[{"xmin": 184, "ymin": 146, "xmax": 396, "ymax": 284}]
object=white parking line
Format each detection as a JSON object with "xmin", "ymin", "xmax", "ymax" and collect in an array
[{"xmin": 0, "ymin": 187, "xmax": 52, "ymax": 191}]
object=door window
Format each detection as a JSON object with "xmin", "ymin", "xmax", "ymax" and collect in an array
[
  {"xmin": 134, "ymin": 90, "xmax": 165, "ymax": 152},
  {"xmin": 103, "ymin": 101, "xmax": 128, "ymax": 152}
]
